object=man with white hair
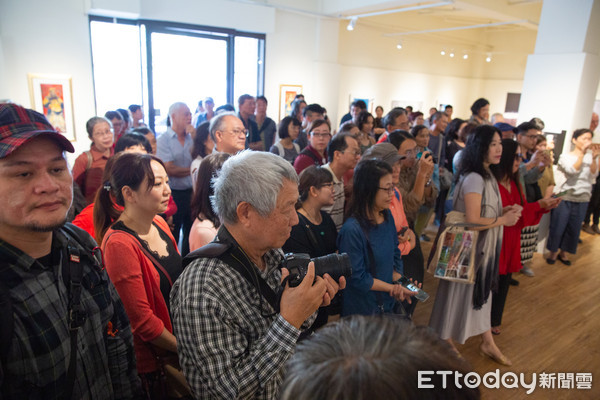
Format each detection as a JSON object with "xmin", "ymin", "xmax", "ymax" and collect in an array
[
  {"xmin": 156, "ymin": 102, "xmax": 195, "ymax": 254},
  {"xmin": 209, "ymin": 112, "xmax": 247, "ymax": 155},
  {"xmin": 171, "ymin": 151, "xmax": 345, "ymax": 399}
]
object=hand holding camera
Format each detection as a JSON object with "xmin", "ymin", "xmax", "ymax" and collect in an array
[
  {"xmin": 279, "ymin": 263, "xmax": 327, "ymax": 329},
  {"xmin": 279, "ymin": 253, "xmax": 350, "ymax": 329}
]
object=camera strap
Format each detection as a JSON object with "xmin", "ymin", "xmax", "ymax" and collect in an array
[{"xmin": 183, "ymin": 226, "xmax": 280, "ymax": 314}]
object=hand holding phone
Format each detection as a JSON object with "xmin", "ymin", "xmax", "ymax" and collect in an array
[
  {"xmin": 553, "ymin": 189, "xmax": 574, "ymax": 198},
  {"xmin": 395, "ymin": 276, "xmax": 429, "ymax": 302}
]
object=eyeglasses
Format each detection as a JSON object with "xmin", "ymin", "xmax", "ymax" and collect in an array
[
  {"xmin": 343, "ymin": 149, "xmax": 361, "ymax": 157},
  {"xmin": 225, "ymin": 129, "xmax": 248, "ymax": 137},
  {"xmin": 524, "ymin": 134, "xmax": 538, "ymax": 139},
  {"xmin": 94, "ymin": 129, "xmax": 114, "ymax": 137},
  {"xmin": 311, "ymin": 132, "xmax": 331, "ymax": 138},
  {"xmin": 319, "ymin": 182, "xmax": 334, "ymax": 188},
  {"xmin": 378, "ymin": 186, "xmax": 395, "ymax": 194}
]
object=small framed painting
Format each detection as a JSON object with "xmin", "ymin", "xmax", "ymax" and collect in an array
[
  {"xmin": 28, "ymin": 74, "xmax": 76, "ymax": 141},
  {"xmin": 279, "ymin": 84, "xmax": 303, "ymax": 121}
]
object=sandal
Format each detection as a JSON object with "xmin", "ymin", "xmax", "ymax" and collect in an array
[{"xmin": 491, "ymin": 327, "xmax": 501, "ymax": 335}]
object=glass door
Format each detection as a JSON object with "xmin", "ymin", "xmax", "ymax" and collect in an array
[{"xmin": 148, "ymin": 31, "xmax": 228, "ymax": 135}]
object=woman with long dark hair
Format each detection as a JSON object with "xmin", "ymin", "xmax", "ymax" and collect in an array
[
  {"xmin": 337, "ymin": 159, "xmax": 415, "ymax": 316},
  {"xmin": 444, "ymin": 118, "xmax": 467, "ymax": 173},
  {"xmin": 355, "ymin": 111, "xmax": 376, "ymax": 153},
  {"xmin": 489, "ymin": 139, "xmax": 560, "ymax": 335},
  {"xmin": 429, "ymin": 125, "xmax": 520, "ymax": 365},
  {"xmin": 95, "ymin": 153, "xmax": 185, "ymax": 396},
  {"xmin": 189, "ymin": 152, "xmax": 231, "ymax": 251}
]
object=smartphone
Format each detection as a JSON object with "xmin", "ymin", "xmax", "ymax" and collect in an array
[
  {"xmin": 398, "ymin": 226, "xmax": 408, "ymax": 236},
  {"xmin": 416, "ymin": 151, "xmax": 432, "ymax": 161},
  {"xmin": 553, "ymin": 189, "xmax": 574, "ymax": 198},
  {"xmin": 396, "ymin": 276, "xmax": 430, "ymax": 302}
]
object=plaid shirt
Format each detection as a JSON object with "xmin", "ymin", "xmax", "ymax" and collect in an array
[
  {"xmin": 171, "ymin": 243, "xmax": 314, "ymax": 399},
  {"xmin": 0, "ymin": 225, "xmax": 140, "ymax": 399}
]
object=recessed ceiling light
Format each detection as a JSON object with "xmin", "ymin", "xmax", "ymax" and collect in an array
[
  {"xmin": 441, "ymin": 50, "xmax": 446, "ymax": 55},
  {"xmin": 449, "ymin": 52, "xmax": 455, "ymax": 58},
  {"xmin": 463, "ymin": 54, "xmax": 468, "ymax": 60}
]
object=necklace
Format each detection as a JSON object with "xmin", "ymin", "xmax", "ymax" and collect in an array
[{"xmin": 299, "ymin": 206, "xmax": 322, "ymax": 225}]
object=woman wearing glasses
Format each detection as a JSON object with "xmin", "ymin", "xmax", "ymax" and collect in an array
[
  {"xmin": 337, "ymin": 159, "xmax": 415, "ymax": 316},
  {"xmin": 293, "ymin": 119, "xmax": 331, "ymax": 175},
  {"xmin": 489, "ymin": 139, "xmax": 560, "ymax": 336}
]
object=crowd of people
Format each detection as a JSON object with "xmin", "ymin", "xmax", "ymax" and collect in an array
[{"xmin": 0, "ymin": 95, "xmax": 598, "ymax": 399}]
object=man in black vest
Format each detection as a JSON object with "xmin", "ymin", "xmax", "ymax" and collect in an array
[{"xmin": 170, "ymin": 151, "xmax": 344, "ymax": 399}]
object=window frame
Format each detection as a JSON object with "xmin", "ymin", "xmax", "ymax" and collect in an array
[{"xmin": 88, "ymin": 15, "xmax": 266, "ymax": 132}]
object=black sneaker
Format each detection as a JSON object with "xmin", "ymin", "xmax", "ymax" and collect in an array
[{"xmin": 509, "ymin": 278, "xmax": 520, "ymax": 286}]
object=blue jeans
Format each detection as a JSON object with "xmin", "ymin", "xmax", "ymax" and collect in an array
[{"xmin": 547, "ymin": 200, "xmax": 588, "ymax": 254}]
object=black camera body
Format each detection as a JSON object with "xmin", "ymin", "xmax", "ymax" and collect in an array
[{"xmin": 281, "ymin": 253, "xmax": 352, "ymax": 287}]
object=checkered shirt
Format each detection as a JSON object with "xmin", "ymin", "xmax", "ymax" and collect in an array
[
  {"xmin": 171, "ymin": 247, "xmax": 314, "ymax": 399},
  {"xmin": 0, "ymin": 225, "xmax": 140, "ymax": 399}
]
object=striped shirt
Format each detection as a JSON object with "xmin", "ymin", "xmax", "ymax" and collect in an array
[{"xmin": 322, "ymin": 163, "xmax": 345, "ymax": 231}]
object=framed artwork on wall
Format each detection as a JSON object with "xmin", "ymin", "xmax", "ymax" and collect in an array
[
  {"xmin": 279, "ymin": 84, "xmax": 302, "ymax": 121},
  {"xmin": 28, "ymin": 73, "xmax": 76, "ymax": 141}
]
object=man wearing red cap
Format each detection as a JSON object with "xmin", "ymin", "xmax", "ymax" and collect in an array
[{"xmin": 0, "ymin": 103, "xmax": 140, "ymax": 398}]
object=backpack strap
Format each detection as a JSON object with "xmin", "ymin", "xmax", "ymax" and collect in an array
[
  {"xmin": 275, "ymin": 142, "xmax": 284, "ymax": 156},
  {"xmin": 297, "ymin": 212, "xmax": 323, "ymax": 254},
  {"xmin": 299, "ymin": 146, "xmax": 322, "ymax": 165},
  {"xmin": 183, "ymin": 226, "xmax": 280, "ymax": 313},
  {"xmin": 103, "ymin": 228, "xmax": 175, "ymax": 287},
  {"xmin": 85, "ymin": 151, "xmax": 93, "ymax": 170},
  {"xmin": 0, "ymin": 281, "xmax": 13, "ymax": 365},
  {"xmin": 0, "ymin": 224, "xmax": 98, "ymax": 392}
]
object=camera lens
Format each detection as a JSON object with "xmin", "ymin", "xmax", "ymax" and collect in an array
[{"xmin": 312, "ymin": 253, "xmax": 352, "ymax": 281}]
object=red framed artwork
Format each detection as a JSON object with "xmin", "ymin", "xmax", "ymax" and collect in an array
[
  {"xmin": 279, "ymin": 84, "xmax": 303, "ymax": 122},
  {"xmin": 28, "ymin": 74, "xmax": 76, "ymax": 141}
]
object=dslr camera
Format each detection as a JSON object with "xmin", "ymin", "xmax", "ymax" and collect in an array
[{"xmin": 281, "ymin": 253, "xmax": 352, "ymax": 287}]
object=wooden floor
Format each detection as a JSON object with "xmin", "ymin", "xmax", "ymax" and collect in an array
[{"xmin": 411, "ymin": 225, "xmax": 600, "ymax": 399}]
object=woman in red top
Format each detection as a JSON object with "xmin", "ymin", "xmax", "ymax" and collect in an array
[
  {"xmin": 72, "ymin": 117, "xmax": 115, "ymax": 204},
  {"xmin": 490, "ymin": 139, "xmax": 560, "ymax": 335},
  {"xmin": 95, "ymin": 152, "xmax": 184, "ymax": 396}
]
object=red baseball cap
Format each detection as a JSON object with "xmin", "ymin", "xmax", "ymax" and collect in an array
[{"xmin": 0, "ymin": 103, "xmax": 75, "ymax": 159}]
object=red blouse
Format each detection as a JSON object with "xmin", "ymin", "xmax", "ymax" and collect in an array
[
  {"xmin": 498, "ymin": 180, "xmax": 547, "ymax": 275},
  {"xmin": 102, "ymin": 216, "xmax": 179, "ymax": 373}
]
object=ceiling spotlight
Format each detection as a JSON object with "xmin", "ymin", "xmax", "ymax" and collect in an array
[
  {"xmin": 486, "ymin": 56, "xmax": 492, "ymax": 62},
  {"xmin": 441, "ymin": 50, "xmax": 446, "ymax": 55},
  {"xmin": 397, "ymin": 42, "xmax": 403, "ymax": 49},
  {"xmin": 463, "ymin": 54, "xmax": 468, "ymax": 60},
  {"xmin": 449, "ymin": 52, "xmax": 455, "ymax": 58},
  {"xmin": 347, "ymin": 17, "xmax": 357, "ymax": 31}
]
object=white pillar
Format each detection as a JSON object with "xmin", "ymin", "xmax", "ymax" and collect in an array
[{"xmin": 518, "ymin": 0, "xmax": 600, "ymax": 150}]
